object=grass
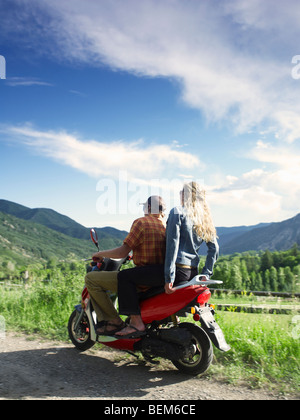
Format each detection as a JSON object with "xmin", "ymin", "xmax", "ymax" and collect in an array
[
  {"xmin": 206, "ymin": 293, "xmax": 300, "ymax": 391},
  {"xmin": 0, "ymin": 274, "xmax": 299, "ymax": 394},
  {"xmin": 211, "ymin": 290, "xmax": 300, "ymax": 306},
  {"xmin": 0, "ymin": 270, "xmax": 84, "ymax": 340},
  {"xmin": 208, "ymin": 311, "xmax": 300, "ymax": 392}
]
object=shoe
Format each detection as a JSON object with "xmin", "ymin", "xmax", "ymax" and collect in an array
[
  {"xmin": 96, "ymin": 320, "xmax": 126, "ymax": 336},
  {"xmin": 114, "ymin": 325, "xmax": 146, "ymax": 339}
]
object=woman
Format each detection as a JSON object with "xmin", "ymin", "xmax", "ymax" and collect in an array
[{"xmin": 164, "ymin": 181, "xmax": 219, "ymax": 294}]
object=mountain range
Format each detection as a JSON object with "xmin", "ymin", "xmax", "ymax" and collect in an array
[
  {"xmin": 0, "ymin": 199, "xmax": 127, "ymax": 265},
  {"xmin": 216, "ymin": 214, "xmax": 300, "ymax": 254},
  {"xmin": 0, "ymin": 199, "xmax": 127, "ymax": 242},
  {"xmin": 0, "ymin": 199, "xmax": 299, "ymax": 264}
]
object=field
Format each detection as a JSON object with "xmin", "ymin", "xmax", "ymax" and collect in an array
[
  {"xmin": 209, "ymin": 310, "xmax": 299, "ymax": 391},
  {"xmin": 0, "ymin": 264, "xmax": 299, "ymax": 395}
]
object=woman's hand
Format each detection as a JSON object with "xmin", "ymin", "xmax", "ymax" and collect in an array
[{"xmin": 164, "ymin": 282, "xmax": 175, "ymax": 294}]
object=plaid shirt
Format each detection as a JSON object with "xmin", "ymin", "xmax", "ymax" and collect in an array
[{"xmin": 124, "ymin": 215, "xmax": 166, "ymax": 266}]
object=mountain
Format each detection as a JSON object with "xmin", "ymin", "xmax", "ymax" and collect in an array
[
  {"xmin": 0, "ymin": 199, "xmax": 128, "ymax": 265},
  {"xmin": 0, "ymin": 199, "xmax": 299, "ymax": 259},
  {"xmin": 196, "ymin": 215, "xmax": 299, "ymax": 255},
  {"xmin": 216, "ymin": 223, "xmax": 271, "ymax": 252},
  {"xmin": 0, "ymin": 199, "xmax": 127, "ymax": 244},
  {"xmin": 220, "ymin": 213, "xmax": 300, "ymax": 254},
  {"xmin": 0, "ymin": 211, "xmax": 95, "ymax": 265}
]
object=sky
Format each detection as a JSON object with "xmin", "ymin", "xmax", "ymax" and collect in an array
[{"xmin": 0, "ymin": 0, "xmax": 300, "ymax": 232}]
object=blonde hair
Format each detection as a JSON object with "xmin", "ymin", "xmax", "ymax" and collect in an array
[{"xmin": 182, "ymin": 182, "xmax": 217, "ymax": 243}]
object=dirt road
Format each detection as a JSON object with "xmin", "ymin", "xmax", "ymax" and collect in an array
[{"xmin": 0, "ymin": 332, "xmax": 297, "ymax": 400}]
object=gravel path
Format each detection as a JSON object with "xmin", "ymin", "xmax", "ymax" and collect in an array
[{"xmin": 0, "ymin": 332, "xmax": 297, "ymax": 400}]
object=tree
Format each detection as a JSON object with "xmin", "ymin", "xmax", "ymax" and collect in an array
[
  {"xmin": 213, "ymin": 260, "xmax": 231, "ymax": 288},
  {"xmin": 228, "ymin": 264, "xmax": 243, "ymax": 290},
  {"xmin": 284, "ymin": 256, "xmax": 297, "ymax": 269},
  {"xmin": 253, "ymin": 272, "xmax": 263, "ymax": 291},
  {"xmin": 269, "ymin": 266, "xmax": 278, "ymax": 292},
  {"xmin": 245, "ymin": 253, "xmax": 260, "ymax": 273},
  {"xmin": 277, "ymin": 267, "xmax": 285, "ymax": 292},
  {"xmin": 284, "ymin": 266, "xmax": 295, "ymax": 293},
  {"xmin": 260, "ymin": 250, "xmax": 273, "ymax": 272},
  {"xmin": 250, "ymin": 271, "xmax": 256, "ymax": 290},
  {"xmin": 46, "ymin": 257, "xmax": 58, "ymax": 270},
  {"xmin": 290, "ymin": 243, "xmax": 299, "ymax": 257},
  {"xmin": 240, "ymin": 260, "xmax": 250, "ymax": 289},
  {"xmin": 293, "ymin": 265, "xmax": 300, "ymax": 293},
  {"xmin": 273, "ymin": 251, "xmax": 284, "ymax": 269},
  {"xmin": 264, "ymin": 269, "xmax": 271, "ymax": 291}
]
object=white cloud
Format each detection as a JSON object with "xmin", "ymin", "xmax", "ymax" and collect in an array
[
  {"xmin": 2, "ymin": 0, "xmax": 300, "ymax": 227},
  {"xmin": 274, "ymin": 111, "xmax": 300, "ymax": 144},
  {"xmin": 211, "ymin": 186, "xmax": 282, "ymax": 227},
  {"xmin": 249, "ymin": 140, "xmax": 300, "ymax": 169},
  {"xmin": 1, "ymin": 124, "xmax": 201, "ymax": 181},
  {"xmin": 5, "ymin": 77, "xmax": 53, "ymax": 87},
  {"xmin": 5, "ymin": 0, "xmax": 300, "ymax": 140},
  {"xmin": 209, "ymin": 140, "xmax": 300, "ymax": 225}
]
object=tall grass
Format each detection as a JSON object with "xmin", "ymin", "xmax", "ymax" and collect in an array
[
  {"xmin": 0, "ymin": 270, "xmax": 299, "ymax": 393},
  {"xmin": 0, "ymin": 269, "xmax": 84, "ymax": 339},
  {"xmin": 209, "ymin": 311, "xmax": 300, "ymax": 391}
]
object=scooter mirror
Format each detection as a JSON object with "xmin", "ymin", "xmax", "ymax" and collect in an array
[{"xmin": 90, "ymin": 228, "xmax": 99, "ymax": 250}]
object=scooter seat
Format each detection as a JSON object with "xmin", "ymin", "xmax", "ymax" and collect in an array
[
  {"xmin": 138, "ymin": 276, "xmax": 223, "ymax": 302},
  {"xmin": 138, "ymin": 286, "xmax": 165, "ymax": 301},
  {"xmin": 138, "ymin": 280, "xmax": 189, "ymax": 302}
]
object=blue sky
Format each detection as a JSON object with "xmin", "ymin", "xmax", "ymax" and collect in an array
[{"xmin": 0, "ymin": 0, "xmax": 300, "ymax": 232}]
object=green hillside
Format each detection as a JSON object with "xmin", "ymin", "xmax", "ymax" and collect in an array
[
  {"xmin": 0, "ymin": 211, "xmax": 122, "ymax": 266},
  {"xmin": 1, "ymin": 199, "xmax": 299, "ymax": 255},
  {"xmin": 0, "ymin": 199, "xmax": 128, "ymax": 241}
]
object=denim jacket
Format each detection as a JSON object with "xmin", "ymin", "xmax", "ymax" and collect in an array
[{"xmin": 164, "ymin": 206, "xmax": 219, "ymax": 284}]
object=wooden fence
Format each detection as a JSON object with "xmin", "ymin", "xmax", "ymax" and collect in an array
[{"xmin": 210, "ymin": 288, "xmax": 300, "ymax": 298}]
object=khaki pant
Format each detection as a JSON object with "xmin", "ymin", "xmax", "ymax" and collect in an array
[{"xmin": 85, "ymin": 271, "xmax": 119, "ymax": 323}]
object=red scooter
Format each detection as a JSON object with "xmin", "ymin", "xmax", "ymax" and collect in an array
[{"xmin": 68, "ymin": 229, "xmax": 230, "ymax": 375}]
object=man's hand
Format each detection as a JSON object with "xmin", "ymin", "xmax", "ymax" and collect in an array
[
  {"xmin": 92, "ymin": 253, "xmax": 103, "ymax": 262},
  {"xmin": 165, "ymin": 282, "xmax": 175, "ymax": 294}
]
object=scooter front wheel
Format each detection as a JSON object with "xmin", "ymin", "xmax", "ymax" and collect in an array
[
  {"xmin": 68, "ymin": 309, "xmax": 95, "ymax": 352},
  {"xmin": 172, "ymin": 323, "xmax": 213, "ymax": 376}
]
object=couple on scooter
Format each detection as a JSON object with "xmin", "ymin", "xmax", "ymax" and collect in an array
[{"xmin": 85, "ymin": 181, "xmax": 219, "ymax": 339}]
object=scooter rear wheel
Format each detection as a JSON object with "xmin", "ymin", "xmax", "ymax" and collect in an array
[
  {"xmin": 172, "ymin": 323, "xmax": 213, "ymax": 375},
  {"xmin": 68, "ymin": 310, "xmax": 95, "ymax": 352}
]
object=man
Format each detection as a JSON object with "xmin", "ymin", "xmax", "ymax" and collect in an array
[{"xmin": 85, "ymin": 195, "xmax": 166, "ymax": 335}]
